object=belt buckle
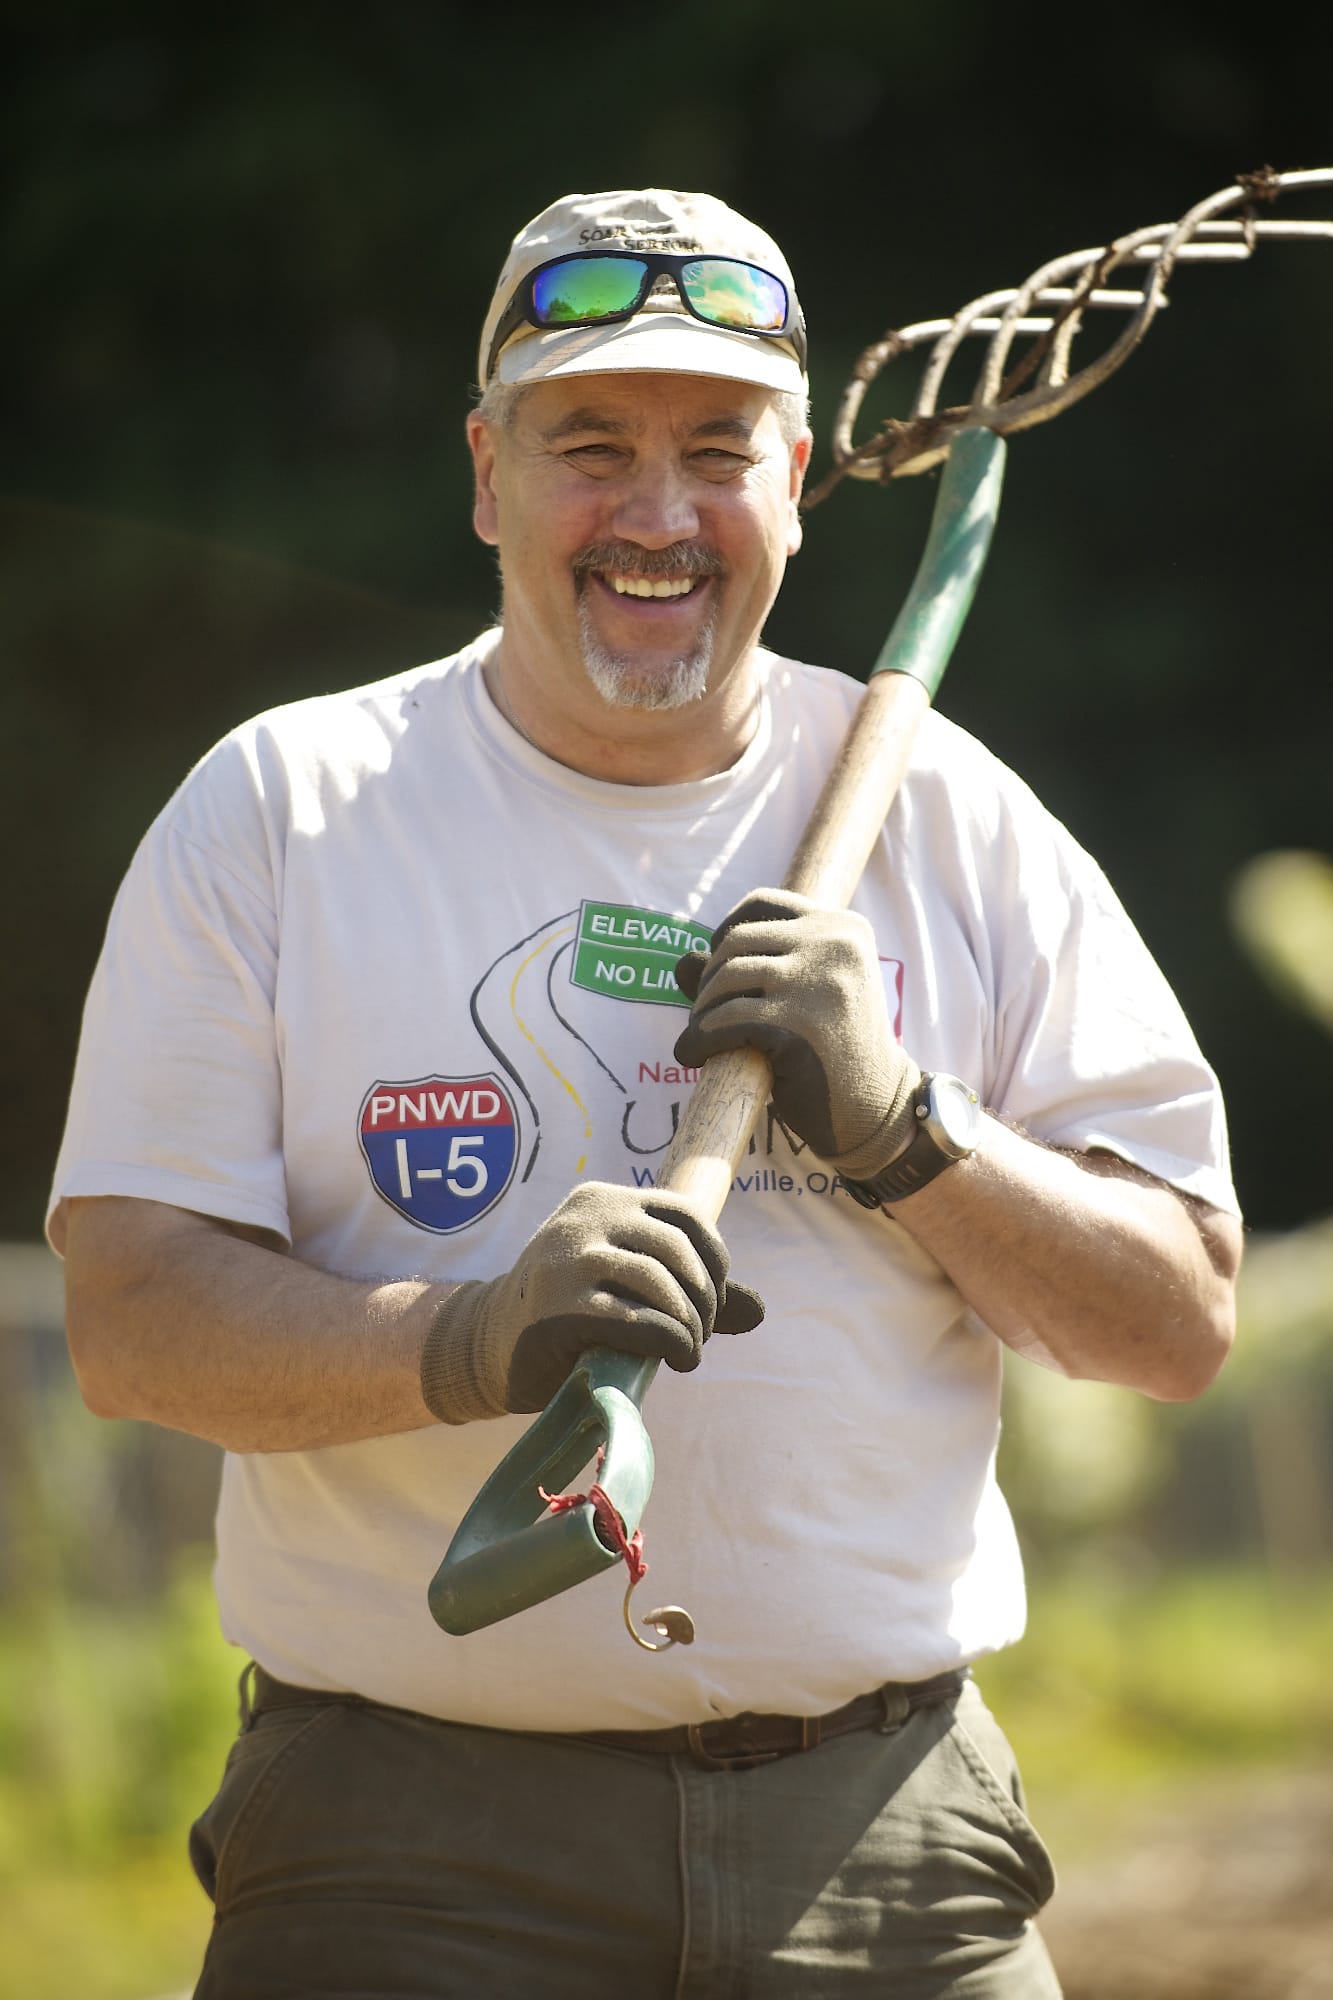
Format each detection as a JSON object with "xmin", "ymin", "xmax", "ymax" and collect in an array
[
  {"xmin": 685, "ymin": 1711, "xmax": 824, "ymax": 1772},
  {"xmin": 685, "ymin": 1722, "xmax": 782, "ymax": 1772}
]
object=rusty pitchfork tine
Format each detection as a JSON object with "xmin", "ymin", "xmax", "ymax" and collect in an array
[{"xmin": 816, "ymin": 166, "xmax": 1333, "ymax": 499}]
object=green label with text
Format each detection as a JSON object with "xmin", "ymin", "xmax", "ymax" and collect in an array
[{"xmin": 570, "ymin": 900, "xmax": 713, "ymax": 1008}]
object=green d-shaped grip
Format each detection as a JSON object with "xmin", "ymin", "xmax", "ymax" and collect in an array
[
  {"xmin": 428, "ymin": 1346, "xmax": 660, "ymax": 1635},
  {"xmin": 428, "ymin": 428, "xmax": 1008, "ymax": 1640}
]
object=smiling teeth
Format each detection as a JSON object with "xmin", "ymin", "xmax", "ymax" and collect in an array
[{"xmin": 610, "ymin": 575, "xmax": 696, "ymax": 598}]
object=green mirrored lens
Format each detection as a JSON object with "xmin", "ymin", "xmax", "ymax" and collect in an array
[
  {"xmin": 531, "ymin": 257, "xmax": 648, "ymax": 326},
  {"xmin": 682, "ymin": 258, "xmax": 787, "ymax": 331}
]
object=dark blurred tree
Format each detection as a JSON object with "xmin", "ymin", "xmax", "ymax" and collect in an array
[{"xmin": 3, "ymin": 2, "xmax": 1330, "ymax": 1235}]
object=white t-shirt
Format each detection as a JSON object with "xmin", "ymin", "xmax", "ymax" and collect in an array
[{"xmin": 50, "ymin": 631, "xmax": 1237, "ymax": 1730}]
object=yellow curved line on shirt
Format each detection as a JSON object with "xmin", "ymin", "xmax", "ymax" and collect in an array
[{"xmin": 510, "ymin": 925, "xmax": 593, "ymax": 1171}]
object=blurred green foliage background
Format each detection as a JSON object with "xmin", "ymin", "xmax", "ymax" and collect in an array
[
  {"xmin": 3, "ymin": 5, "xmax": 1332, "ymax": 1994},
  {"xmin": 3, "ymin": 0, "xmax": 1332, "ymax": 1235}
]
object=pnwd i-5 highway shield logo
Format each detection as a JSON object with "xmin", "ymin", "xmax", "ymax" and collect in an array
[{"xmin": 358, "ymin": 1076, "xmax": 518, "ymax": 1233}]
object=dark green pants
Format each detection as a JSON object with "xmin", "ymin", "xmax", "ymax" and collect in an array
[{"xmin": 189, "ymin": 1673, "xmax": 1061, "ymax": 1998}]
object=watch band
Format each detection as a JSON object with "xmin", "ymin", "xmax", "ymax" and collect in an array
[{"xmin": 841, "ymin": 1074, "xmax": 980, "ymax": 1209}]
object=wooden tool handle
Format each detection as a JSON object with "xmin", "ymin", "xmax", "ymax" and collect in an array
[{"xmin": 655, "ymin": 673, "xmax": 931, "ymax": 1221}]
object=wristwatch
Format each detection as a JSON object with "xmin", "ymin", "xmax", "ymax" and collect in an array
[{"xmin": 842, "ymin": 1073, "xmax": 983, "ymax": 1208}]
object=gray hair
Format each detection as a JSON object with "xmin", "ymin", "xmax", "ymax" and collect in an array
[{"xmin": 475, "ymin": 378, "xmax": 811, "ymax": 447}]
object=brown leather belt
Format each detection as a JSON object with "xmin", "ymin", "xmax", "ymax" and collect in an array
[{"xmin": 248, "ymin": 1663, "xmax": 968, "ymax": 1773}]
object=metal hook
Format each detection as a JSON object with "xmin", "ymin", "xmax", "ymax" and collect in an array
[{"xmin": 623, "ymin": 1576, "xmax": 695, "ymax": 1652}]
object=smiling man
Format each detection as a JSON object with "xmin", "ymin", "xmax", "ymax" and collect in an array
[
  {"xmin": 470, "ymin": 374, "xmax": 801, "ymax": 777},
  {"xmin": 467, "ymin": 200, "xmax": 813, "ymax": 781},
  {"xmin": 50, "ymin": 190, "xmax": 1240, "ymax": 1997}
]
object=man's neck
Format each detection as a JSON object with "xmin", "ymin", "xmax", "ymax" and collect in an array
[{"xmin": 482, "ymin": 642, "xmax": 763, "ymax": 786}]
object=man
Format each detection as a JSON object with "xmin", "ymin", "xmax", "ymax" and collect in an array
[{"xmin": 51, "ymin": 189, "xmax": 1241, "ymax": 1997}]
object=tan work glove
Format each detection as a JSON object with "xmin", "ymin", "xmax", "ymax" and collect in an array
[
  {"xmin": 674, "ymin": 887, "xmax": 920, "ymax": 1179},
  {"xmin": 420, "ymin": 1182, "xmax": 765, "ymax": 1425}
]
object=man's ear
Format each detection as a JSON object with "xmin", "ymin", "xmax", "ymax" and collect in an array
[
  {"xmin": 787, "ymin": 431, "xmax": 813, "ymax": 556},
  {"xmin": 466, "ymin": 411, "xmax": 501, "ymax": 547}
]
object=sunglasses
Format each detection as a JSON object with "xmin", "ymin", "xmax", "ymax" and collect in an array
[{"xmin": 484, "ymin": 250, "xmax": 806, "ymax": 383}]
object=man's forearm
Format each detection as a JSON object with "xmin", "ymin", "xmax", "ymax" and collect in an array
[
  {"xmin": 62, "ymin": 1196, "xmax": 451, "ymax": 1452},
  {"xmin": 889, "ymin": 1117, "xmax": 1241, "ymax": 1401}
]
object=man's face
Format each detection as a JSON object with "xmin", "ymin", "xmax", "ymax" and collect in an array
[{"xmin": 468, "ymin": 373, "xmax": 810, "ymax": 729}]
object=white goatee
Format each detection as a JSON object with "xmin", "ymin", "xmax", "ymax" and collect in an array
[{"xmin": 576, "ymin": 596, "xmax": 718, "ymax": 711}]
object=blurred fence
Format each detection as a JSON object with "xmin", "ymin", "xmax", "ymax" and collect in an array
[
  {"xmin": 0, "ymin": 1244, "xmax": 220, "ymax": 1608},
  {"xmin": 998, "ymin": 1215, "xmax": 1333, "ymax": 1577},
  {"xmin": 2, "ymin": 1224, "xmax": 1331, "ymax": 1607}
]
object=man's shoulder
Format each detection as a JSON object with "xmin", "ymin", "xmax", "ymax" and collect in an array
[
  {"xmin": 152, "ymin": 634, "xmax": 494, "ymax": 855},
  {"xmin": 760, "ymin": 651, "xmax": 1035, "ymax": 799},
  {"xmin": 179, "ymin": 634, "xmax": 491, "ymax": 796},
  {"xmin": 233, "ymin": 633, "xmax": 490, "ymax": 758}
]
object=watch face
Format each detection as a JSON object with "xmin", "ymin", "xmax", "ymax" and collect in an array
[{"xmin": 927, "ymin": 1074, "xmax": 981, "ymax": 1154}]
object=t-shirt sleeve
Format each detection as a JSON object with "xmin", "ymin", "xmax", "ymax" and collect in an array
[
  {"xmin": 981, "ymin": 769, "xmax": 1239, "ymax": 1220},
  {"xmin": 48, "ymin": 742, "xmax": 290, "ymax": 1249}
]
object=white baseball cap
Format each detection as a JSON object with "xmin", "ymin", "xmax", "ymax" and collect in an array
[{"xmin": 478, "ymin": 188, "xmax": 807, "ymax": 394}]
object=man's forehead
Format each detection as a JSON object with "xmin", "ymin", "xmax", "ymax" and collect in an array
[{"xmin": 526, "ymin": 373, "xmax": 778, "ymax": 440}]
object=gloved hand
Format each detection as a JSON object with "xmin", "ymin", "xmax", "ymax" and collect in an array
[
  {"xmin": 674, "ymin": 887, "xmax": 920, "ymax": 1180},
  {"xmin": 420, "ymin": 1182, "xmax": 764, "ymax": 1425}
]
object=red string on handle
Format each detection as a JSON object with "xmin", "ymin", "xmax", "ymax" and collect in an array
[{"xmin": 540, "ymin": 1451, "xmax": 647, "ymax": 1588}]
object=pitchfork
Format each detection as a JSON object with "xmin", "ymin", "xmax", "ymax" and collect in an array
[{"xmin": 429, "ymin": 167, "xmax": 1333, "ymax": 1650}]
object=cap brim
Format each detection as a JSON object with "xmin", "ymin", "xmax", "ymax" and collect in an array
[{"xmin": 495, "ymin": 311, "xmax": 806, "ymax": 395}]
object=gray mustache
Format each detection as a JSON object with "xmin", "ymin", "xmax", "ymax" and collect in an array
[{"xmin": 573, "ymin": 542, "xmax": 726, "ymax": 581}]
